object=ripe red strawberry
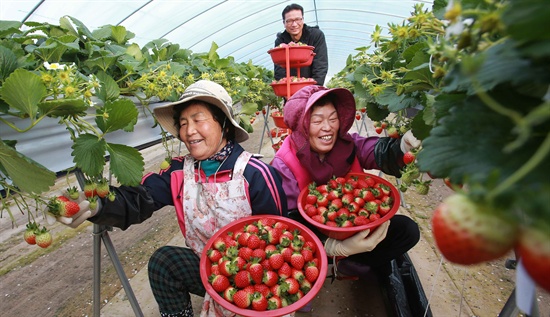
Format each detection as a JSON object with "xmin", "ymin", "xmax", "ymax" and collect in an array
[
  {"xmin": 304, "ymin": 262, "xmax": 319, "ymax": 283},
  {"xmin": 251, "ymin": 292, "xmax": 268, "ymax": 311},
  {"xmin": 379, "ymin": 203, "xmax": 391, "ymax": 216},
  {"xmin": 303, "ymin": 240, "xmax": 316, "ymax": 253},
  {"xmin": 277, "ymin": 262, "xmax": 292, "ymax": 279},
  {"xmin": 23, "ymin": 222, "xmax": 38, "ymax": 245},
  {"xmin": 290, "ymin": 252, "xmax": 305, "ymax": 269},
  {"xmin": 375, "ymin": 126, "xmax": 384, "ymax": 134},
  {"xmin": 35, "ymin": 228, "xmax": 52, "ymax": 248},
  {"xmin": 263, "ymin": 270, "xmax": 279, "ymax": 287},
  {"xmin": 252, "ymin": 248, "xmax": 267, "ymax": 261},
  {"xmin": 233, "ymin": 289, "xmax": 252, "ymax": 309},
  {"xmin": 432, "ymin": 193, "xmax": 518, "ymax": 265},
  {"xmin": 234, "ymin": 270, "xmax": 252, "ymax": 288},
  {"xmin": 280, "ymin": 246, "xmax": 293, "ymax": 262},
  {"xmin": 222, "ymin": 286, "xmax": 237, "ymax": 303},
  {"xmin": 207, "ymin": 248, "xmax": 223, "ymax": 263},
  {"xmin": 209, "ymin": 273, "xmax": 230, "ymax": 293},
  {"xmin": 353, "ymin": 215, "xmax": 370, "ymax": 226},
  {"xmin": 254, "ymin": 284, "xmax": 272, "ymax": 299},
  {"xmin": 247, "ymin": 258, "xmax": 264, "ymax": 285},
  {"xmin": 355, "ymin": 114, "xmax": 361, "ymax": 120},
  {"xmin": 305, "ymin": 192, "xmax": 319, "ymax": 205},
  {"xmin": 238, "ymin": 246, "xmax": 253, "ymax": 261},
  {"xmin": 311, "ymin": 214, "xmax": 326, "ymax": 224},
  {"xmin": 284, "ymin": 277, "xmax": 300, "ymax": 295},
  {"xmin": 218, "ymin": 259, "xmax": 237, "ymax": 276},
  {"xmin": 300, "ymin": 279, "xmax": 313, "ymax": 293},
  {"xmin": 268, "ymin": 252, "xmax": 284, "ymax": 270},
  {"xmin": 47, "ymin": 196, "xmax": 80, "ymax": 217},
  {"xmin": 291, "ymin": 268, "xmax": 306, "ymax": 282},
  {"xmin": 212, "ymin": 237, "xmax": 227, "ymax": 252},
  {"xmin": 267, "ymin": 295, "xmax": 282, "ymax": 310},
  {"xmin": 247, "ymin": 234, "xmax": 261, "ymax": 249},
  {"xmin": 516, "ymin": 227, "xmax": 550, "ymax": 292},
  {"xmin": 403, "ymin": 151, "xmax": 416, "ymax": 165}
]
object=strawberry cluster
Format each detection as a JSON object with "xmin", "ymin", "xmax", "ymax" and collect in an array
[
  {"xmin": 204, "ymin": 217, "xmax": 321, "ymax": 312},
  {"xmin": 302, "ymin": 174, "xmax": 396, "ymax": 227},
  {"xmin": 271, "ymin": 76, "xmax": 316, "ymax": 84}
]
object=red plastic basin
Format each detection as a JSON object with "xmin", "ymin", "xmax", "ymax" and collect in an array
[
  {"xmin": 297, "ymin": 172, "xmax": 400, "ymax": 240},
  {"xmin": 200, "ymin": 215, "xmax": 328, "ymax": 316}
]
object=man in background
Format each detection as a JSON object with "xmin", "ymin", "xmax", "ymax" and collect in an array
[{"xmin": 274, "ymin": 3, "xmax": 329, "ymax": 86}]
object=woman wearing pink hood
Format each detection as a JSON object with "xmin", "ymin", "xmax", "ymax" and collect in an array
[{"xmin": 271, "ymin": 85, "xmax": 420, "ymax": 312}]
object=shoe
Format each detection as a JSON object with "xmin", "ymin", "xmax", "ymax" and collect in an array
[
  {"xmin": 297, "ymin": 301, "xmax": 313, "ymax": 312},
  {"xmin": 336, "ymin": 258, "xmax": 372, "ymax": 280}
]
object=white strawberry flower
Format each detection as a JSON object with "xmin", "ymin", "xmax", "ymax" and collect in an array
[{"xmin": 43, "ymin": 62, "xmax": 67, "ymax": 70}]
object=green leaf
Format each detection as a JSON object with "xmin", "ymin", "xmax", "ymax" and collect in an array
[
  {"xmin": 0, "ymin": 140, "xmax": 56, "ymax": 194},
  {"xmin": 106, "ymin": 143, "xmax": 144, "ymax": 186},
  {"xmin": 365, "ymin": 102, "xmax": 389, "ymax": 122},
  {"xmin": 0, "ymin": 68, "xmax": 46, "ymax": 118},
  {"xmin": 71, "ymin": 133, "xmax": 107, "ymax": 176},
  {"xmin": 0, "ymin": 45, "xmax": 18, "ymax": 81},
  {"xmin": 417, "ymin": 97, "xmax": 550, "ymax": 186},
  {"xmin": 37, "ymin": 98, "xmax": 87, "ymax": 117},
  {"xmin": 240, "ymin": 102, "xmax": 258, "ymax": 116},
  {"xmin": 95, "ymin": 71, "xmax": 120, "ymax": 102},
  {"xmin": 95, "ymin": 98, "xmax": 138, "ymax": 134},
  {"xmin": 111, "ymin": 25, "xmax": 128, "ymax": 44},
  {"xmin": 501, "ymin": 0, "xmax": 550, "ymax": 42}
]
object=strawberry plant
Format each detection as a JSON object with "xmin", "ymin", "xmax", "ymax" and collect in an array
[
  {"xmin": 0, "ymin": 16, "xmax": 279, "ymax": 238},
  {"xmin": 329, "ymin": 0, "xmax": 550, "ymax": 290}
]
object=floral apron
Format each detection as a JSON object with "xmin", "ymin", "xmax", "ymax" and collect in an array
[{"xmin": 182, "ymin": 152, "xmax": 252, "ymax": 317}]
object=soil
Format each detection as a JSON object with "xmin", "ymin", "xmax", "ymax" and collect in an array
[{"xmin": 1, "ymin": 115, "xmax": 549, "ymax": 317}]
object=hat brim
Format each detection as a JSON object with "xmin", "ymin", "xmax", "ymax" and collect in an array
[{"xmin": 153, "ymin": 95, "xmax": 249, "ymax": 143}]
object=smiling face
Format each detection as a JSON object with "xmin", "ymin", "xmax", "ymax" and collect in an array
[
  {"xmin": 308, "ymin": 102, "xmax": 340, "ymax": 160},
  {"xmin": 283, "ymin": 9, "xmax": 304, "ymax": 42},
  {"xmin": 178, "ymin": 102, "xmax": 226, "ymax": 160}
]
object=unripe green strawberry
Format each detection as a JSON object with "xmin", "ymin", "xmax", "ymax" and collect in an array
[
  {"xmin": 67, "ymin": 186, "xmax": 80, "ymax": 200},
  {"xmin": 160, "ymin": 159, "xmax": 171, "ymax": 170},
  {"xmin": 400, "ymin": 172, "xmax": 415, "ymax": 185},
  {"xmin": 88, "ymin": 196, "xmax": 98, "ymax": 210},
  {"xmin": 399, "ymin": 183, "xmax": 408, "ymax": 192},
  {"xmin": 107, "ymin": 191, "xmax": 116, "ymax": 202},
  {"xmin": 415, "ymin": 181, "xmax": 430, "ymax": 195},
  {"xmin": 35, "ymin": 228, "xmax": 52, "ymax": 248}
]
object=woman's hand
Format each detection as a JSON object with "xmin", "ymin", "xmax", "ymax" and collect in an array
[
  {"xmin": 324, "ymin": 221, "xmax": 390, "ymax": 257},
  {"xmin": 46, "ymin": 191, "xmax": 100, "ymax": 228},
  {"xmin": 400, "ymin": 130, "xmax": 421, "ymax": 153}
]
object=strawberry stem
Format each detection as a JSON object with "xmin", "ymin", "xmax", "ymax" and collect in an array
[{"xmin": 488, "ymin": 132, "xmax": 550, "ymax": 200}]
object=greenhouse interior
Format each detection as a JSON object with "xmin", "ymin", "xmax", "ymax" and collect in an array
[{"xmin": 0, "ymin": 0, "xmax": 549, "ymax": 317}]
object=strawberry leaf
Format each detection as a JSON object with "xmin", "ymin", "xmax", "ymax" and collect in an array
[
  {"xmin": 95, "ymin": 98, "xmax": 138, "ymax": 134},
  {"xmin": 0, "ymin": 68, "xmax": 46, "ymax": 119},
  {"xmin": 106, "ymin": 143, "xmax": 144, "ymax": 186},
  {"xmin": 0, "ymin": 140, "xmax": 56, "ymax": 194},
  {"xmin": 71, "ymin": 133, "xmax": 107, "ymax": 177}
]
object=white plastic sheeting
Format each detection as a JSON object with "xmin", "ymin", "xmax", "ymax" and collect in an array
[{"xmin": 1, "ymin": 0, "xmax": 433, "ymax": 81}]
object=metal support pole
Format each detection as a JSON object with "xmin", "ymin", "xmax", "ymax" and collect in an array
[{"xmin": 75, "ymin": 170, "xmax": 144, "ymax": 317}]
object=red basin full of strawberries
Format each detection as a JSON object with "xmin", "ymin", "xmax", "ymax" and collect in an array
[
  {"xmin": 200, "ymin": 215, "xmax": 327, "ymax": 316},
  {"xmin": 298, "ymin": 172, "xmax": 400, "ymax": 240}
]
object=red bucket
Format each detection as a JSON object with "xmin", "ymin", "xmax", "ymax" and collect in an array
[
  {"xmin": 297, "ymin": 172, "xmax": 400, "ymax": 240},
  {"xmin": 268, "ymin": 45, "xmax": 315, "ymax": 67},
  {"xmin": 200, "ymin": 215, "xmax": 328, "ymax": 316}
]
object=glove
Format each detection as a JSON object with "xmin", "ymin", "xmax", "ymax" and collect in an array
[
  {"xmin": 45, "ymin": 191, "xmax": 101, "ymax": 229},
  {"xmin": 400, "ymin": 130, "xmax": 421, "ymax": 153},
  {"xmin": 324, "ymin": 221, "xmax": 390, "ymax": 257}
]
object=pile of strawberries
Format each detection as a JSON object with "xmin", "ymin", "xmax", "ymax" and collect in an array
[
  {"xmin": 204, "ymin": 217, "xmax": 322, "ymax": 312},
  {"xmin": 301, "ymin": 174, "xmax": 396, "ymax": 228}
]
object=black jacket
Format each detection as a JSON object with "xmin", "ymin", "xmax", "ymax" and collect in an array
[{"xmin": 274, "ymin": 24, "xmax": 329, "ymax": 86}]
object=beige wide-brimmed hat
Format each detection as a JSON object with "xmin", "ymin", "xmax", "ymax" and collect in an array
[{"xmin": 153, "ymin": 80, "xmax": 249, "ymax": 142}]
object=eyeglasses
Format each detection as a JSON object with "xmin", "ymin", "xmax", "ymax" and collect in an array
[{"xmin": 284, "ymin": 17, "xmax": 303, "ymax": 25}]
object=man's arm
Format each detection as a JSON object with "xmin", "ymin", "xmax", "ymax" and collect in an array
[{"xmin": 310, "ymin": 29, "xmax": 328, "ymax": 86}]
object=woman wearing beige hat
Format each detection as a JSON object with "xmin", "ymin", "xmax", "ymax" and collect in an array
[{"xmin": 53, "ymin": 80, "xmax": 288, "ymax": 316}]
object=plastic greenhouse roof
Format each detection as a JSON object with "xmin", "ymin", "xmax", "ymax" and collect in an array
[{"xmin": 1, "ymin": 0, "xmax": 433, "ymax": 81}]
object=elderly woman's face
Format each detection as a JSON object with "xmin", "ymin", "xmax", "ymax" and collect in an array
[
  {"xmin": 178, "ymin": 102, "xmax": 226, "ymax": 160},
  {"xmin": 309, "ymin": 102, "xmax": 339, "ymax": 160}
]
